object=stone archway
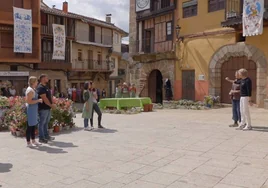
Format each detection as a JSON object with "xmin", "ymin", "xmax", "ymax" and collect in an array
[
  {"xmin": 138, "ymin": 60, "xmax": 175, "ymax": 99},
  {"xmin": 209, "ymin": 43, "xmax": 267, "ymax": 107}
]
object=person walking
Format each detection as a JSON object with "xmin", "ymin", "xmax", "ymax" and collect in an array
[
  {"xmin": 165, "ymin": 78, "xmax": 173, "ymax": 101},
  {"xmin": 236, "ymin": 68, "xmax": 253, "ymax": 130},
  {"xmin": 37, "ymin": 74, "xmax": 55, "ymax": 143},
  {"xmin": 72, "ymin": 86, "xmax": 77, "ymax": 102},
  {"xmin": 226, "ymin": 71, "xmax": 241, "ymax": 127},
  {"xmin": 25, "ymin": 76, "xmax": 43, "ymax": 147},
  {"xmin": 82, "ymin": 82, "xmax": 93, "ymax": 131},
  {"xmin": 90, "ymin": 82, "xmax": 104, "ymax": 129}
]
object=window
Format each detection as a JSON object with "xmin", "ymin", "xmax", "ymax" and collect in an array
[
  {"xmin": 114, "ymin": 33, "xmax": 119, "ymax": 44},
  {"xmin": 89, "ymin": 26, "xmax": 95, "ymax": 42},
  {"xmin": 42, "ymin": 40, "xmax": 53, "ymax": 53},
  {"xmin": 161, "ymin": 0, "xmax": 171, "ymax": 9},
  {"xmin": 41, "ymin": 12, "xmax": 48, "ymax": 25},
  {"xmin": 208, "ymin": 0, "xmax": 225, "ymax": 12},
  {"xmin": 10, "ymin": 65, "xmax": 18, "ymax": 71},
  {"xmin": 78, "ymin": 49, "xmax": 83, "ymax": 61},
  {"xmin": 97, "ymin": 53, "xmax": 102, "ymax": 65},
  {"xmin": 166, "ymin": 21, "xmax": 172, "ymax": 40},
  {"xmin": 54, "ymin": 16, "xmax": 64, "ymax": 24},
  {"xmin": 183, "ymin": 0, "xmax": 198, "ymax": 18}
]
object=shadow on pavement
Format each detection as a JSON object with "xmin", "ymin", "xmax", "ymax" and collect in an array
[
  {"xmin": 31, "ymin": 146, "xmax": 67, "ymax": 154},
  {"xmin": 48, "ymin": 141, "xmax": 78, "ymax": 148},
  {"xmin": 252, "ymin": 126, "xmax": 268, "ymax": 132},
  {"xmin": 91, "ymin": 128, "xmax": 118, "ymax": 134},
  {"xmin": 53, "ymin": 127, "xmax": 84, "ymax": 135},
  {"xmin": 0, "ymin": 163, "xmax": 13, "ymax": 173}
]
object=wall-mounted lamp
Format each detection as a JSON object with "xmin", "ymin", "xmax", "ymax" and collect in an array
[{"xmin": 176, "ymin": 25, "xmax": 184, "ymax": 42}]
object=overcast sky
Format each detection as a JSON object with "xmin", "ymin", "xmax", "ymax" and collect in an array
[{"xmin": 44, "ymin": 0, "xmax": 129, "ymax": 41}]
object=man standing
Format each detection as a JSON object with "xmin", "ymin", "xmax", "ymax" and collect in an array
[{"xmin": 37, "ymin": 74, "xmax": 55, "ymax": 143}]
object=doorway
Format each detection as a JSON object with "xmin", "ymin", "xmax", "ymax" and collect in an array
[
  {"xmin": 182, "ymin": 70, "xmax": 195, "ymax": 101},
  {"xmin": 148, "ymin": 70, "xmax": 163, "ymax": 103},
  {"xmin": 221, "ymin": 56, "xmax": 257, "ymax": 104}
]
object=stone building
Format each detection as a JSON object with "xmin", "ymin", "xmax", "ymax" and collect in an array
[
  {"xmin": 175, "ymin": 0, "xmax": 268, "ymax": 108},
  {"xmin": 129, "ymin": 0, "xmax": 177, "ymax": 103}
]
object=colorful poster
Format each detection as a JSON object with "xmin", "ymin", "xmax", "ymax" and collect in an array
[
  {"xmin": 52, "ymin": 24, "xmax": 65, "ymax": 60},
  {"xmin": 13, "ymin": 7, "xmax": 32, "ymax": 53},
  {"xmin": 243, "ymin": 0, "xmax": 264, "ymax": 36}
]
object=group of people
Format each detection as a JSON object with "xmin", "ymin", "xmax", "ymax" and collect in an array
[
  {"xmin": 0, "ymin": 85, "xmax": 17, "ymax": 97},
  {"xmin": 115, "ymin": 82, "xmax": 136, "ymax": 98},
  {"xmin": 226, "ymin": 68, "xmax": 253, "ymax": 130},
  {"xmin": 25, "ymin": 74, "xmax": 55, "ymax": 147},
  {"xmin": 82, "ymin": 81, "xmax": 104, "ymax": 131},
  {"xmin": 68, "ymin": 86, "xmax": 106, "ymax": 103}
]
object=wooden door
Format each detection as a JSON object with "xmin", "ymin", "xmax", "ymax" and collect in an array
[
  {"xmin": 148, "ymin": 70, "xmax": 163, "ymax": 103},
  {"xmin": 88, "ymin": 50, "xmax": 93, "ymax": 69},
  {"xmin": 221, "ymin": 56, "xmax": 256, "ymax": 104},
  {"xmin": 148, "ymin": 70, "xmax": 157, "ymax": 103},
  {"xmin": 182, "ymin": 70, "xmax": 195, "ymax": 101}
]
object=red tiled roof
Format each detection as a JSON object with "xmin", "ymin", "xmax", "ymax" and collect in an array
[{"xmin": 40, "ymin": 3, "xmax": 128, "ymax": 36}]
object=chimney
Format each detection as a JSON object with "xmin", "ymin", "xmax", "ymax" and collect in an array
[
  {"xmin": 106, "ymin": 14, "xmax": 112, "ymax": 23},
  {"xmin": 63, "ymin": 1, "xmax": 68, "ymax": 13}
]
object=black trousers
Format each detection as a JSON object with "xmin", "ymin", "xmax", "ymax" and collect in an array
[
  {"xmin": 90, "ymin": 103, "xmax": 102, "ymax": 126},
  {"xmin": 26, "ymin": 124, "xmax": 36, "ymax": 142}
]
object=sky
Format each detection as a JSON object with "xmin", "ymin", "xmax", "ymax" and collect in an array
[{"xmin": 44, "ymin": 0, "xmax": 129, "ymax": 42}]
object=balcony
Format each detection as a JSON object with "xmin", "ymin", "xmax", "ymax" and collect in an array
[
  {"xmin": 71, "ymin": 59, "xmax": 112, "ymax": 72},
  {"xmin": 222, "ymin": 0, "xmax": 268, "ymax": 27},
  {"xmin": 40, "ymin": 51, "xmax": 71, "ymax": 71},
  {"xmin": 134, "ymin": 38, "xmax": 155, "ymax": 54}
]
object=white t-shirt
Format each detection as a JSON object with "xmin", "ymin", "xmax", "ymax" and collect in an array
[
  {"xmin": 68, "ymin": 88, "xmax": 72, "ymax": 95},
  {"xmin": 9, "ymin": 88, "xmax": 16, "ymax": 96},
  {"xmin": 92, "ymin": 91, "xmax": 97, "ymax": 103},
  {"xmin": 25, "ymin": 87, "xmax": 35, "ymax": 106}
]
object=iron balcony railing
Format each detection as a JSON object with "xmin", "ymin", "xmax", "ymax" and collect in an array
[
  {"xmin": 71, "ymin": 59, "xmax": 112, "ymax": 71},
  {"xmin": 225, "ymin": 0, "xmax": 268, "ymax": 20}
]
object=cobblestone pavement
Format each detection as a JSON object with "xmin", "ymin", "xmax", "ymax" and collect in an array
[{"xmin": 1, "ymin": 107, "xmax": 268, "ymax": 188}]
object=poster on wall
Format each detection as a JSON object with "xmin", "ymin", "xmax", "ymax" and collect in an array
[
  {"xmin": 136, "ymin": 0, "xmax": 150, "ymax": 12},
  {"xmin": 52, "ymin": 24, "xmax": 66, "ymax": 60},
  {"xmin": 243, "ymin": 0, "xmax": 264, "ymax": 36},
  {"xmin": 13, "ymin": 7, "xmax": 32, "ymax": 53}
]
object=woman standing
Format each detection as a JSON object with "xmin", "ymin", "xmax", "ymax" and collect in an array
[
  {"xmin": 122, "ymin": 82, "xmax": 130, "ymax": 98},
  {"xmin": 25, "ymin": 76, "xmax": 43, "ymax": 147},
  {"xmin": 129, "ymin": 84, "xmax": 136, "ymax": 98},
  {"xmin": 82, "ymin": 82, "xmax": 93, "ymax": 131},
  {"xmin": 72, "ymin": 86, "xmax": 77, "ymax": 102},
  {"xmin": 115, "ymin": 83, "xmax": 122, "ymax": 98}
]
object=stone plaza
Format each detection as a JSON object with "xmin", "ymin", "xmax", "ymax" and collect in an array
[{"xmin": 1, "ymin": 107, "xmax": 268, "ymax": 188}]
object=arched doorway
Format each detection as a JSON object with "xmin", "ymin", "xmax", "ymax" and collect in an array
[
  {"xmin": 209, "ymin": 43, "xmax": 267, "ymax": 107},
  {"xmin": 148, "ymin": 70, "xmax": 163, "ymax": 103},
  {"xmin": 221, "ymin": 56, "xmax": 257, "ymax": 104}
]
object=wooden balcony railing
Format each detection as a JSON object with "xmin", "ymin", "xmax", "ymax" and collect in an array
[
  {"xmin": 42, "ymin": 51, "xmax": 71, "ymax": 64},
  {"xmin": 71, "ymin": 59, "xmax": 112, "ymax": 71}
]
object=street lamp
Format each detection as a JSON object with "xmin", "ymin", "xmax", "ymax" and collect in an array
[{"xmin": 176, "ymin": 25, "xmax": 184, "ymax": 42}]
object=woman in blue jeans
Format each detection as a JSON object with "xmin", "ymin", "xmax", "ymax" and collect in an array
[{"xmin": 82, "ymin": 82, "xmax": 93, "ymax": 131}]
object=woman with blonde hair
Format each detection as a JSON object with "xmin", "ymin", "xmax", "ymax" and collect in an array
[{"xmin": 25, "ymin": 76, "xmax": 43, "ymax": 147}]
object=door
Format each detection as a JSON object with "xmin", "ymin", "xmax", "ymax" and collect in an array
[
  {"xmin": 221, "ymin": 56, "xmax": 257, "ymax": 104},
  {"xmin": 148, "ymin": 70, "xmax": 163, "ymax": 103},
  {"xmin": 88, "ymin": 50, "xmax": 93, "ymax": 69},
  {"xmin": 182, "ymin": 70, "xmax": 195, "ymax": 101}
]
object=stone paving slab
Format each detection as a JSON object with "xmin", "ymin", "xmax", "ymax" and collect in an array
[{"xmin": 0, "ymin": 107, "xmax": 268, "ymax": 188}]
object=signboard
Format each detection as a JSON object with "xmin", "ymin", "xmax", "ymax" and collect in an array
[
  {"xmin": 136, "ymin": 0, "xmax": 150, "ymax": 12},
  {"xmin": 0, "ymin": 71, "xmax": 29, "ymax": 77}
]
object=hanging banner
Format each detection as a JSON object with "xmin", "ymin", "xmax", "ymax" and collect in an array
[
  {"xmin": 13, "ymin": 7, "xmax": 32, "ymax": 53},
  {"xmin": 52, "ymin": 24, "xmax": 65, "ymax": 60},
  {"xmin": 243, "ymin": 0, "xmax": 264, "ymax": 36}
]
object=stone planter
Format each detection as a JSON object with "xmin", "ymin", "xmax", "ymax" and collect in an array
[{"xmin": 264, "ymin": 99, "xmax": 268, "ymax": 110}]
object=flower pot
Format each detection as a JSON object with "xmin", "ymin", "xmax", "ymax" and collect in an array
[
  {"xmin": 53, "ymin": 126, "xmax": 60, "ymax": 133},
  {"xmin": 148, "ymin": 104, "xmax": 153, "ymax": 112},
  {"xmin": 143, "ymin": 104, "xmax": 149, "ymax": 112},
  {"xmin": 16, "ymin": 131, "xmax": 21, "ymax": 137},
  {"xmin": 49, "ymin": 129, "xmax": 53, "ymax": 134}
]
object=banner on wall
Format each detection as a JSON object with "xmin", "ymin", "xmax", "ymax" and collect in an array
[
  {"xmin": 13, "ymin": 7, "xmax": 32, "ymax": 53},
  {"xmin": 243, "ymin": 0, "xmax": 264, "ymax": 36},
  {"xmin": 52, "ymin": 24, "xmax": 66, "ymax": 60}
]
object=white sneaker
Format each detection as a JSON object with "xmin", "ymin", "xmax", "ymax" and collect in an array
[
  {"xmin": 27, "ymin": 143, "xmax": 33, "ymax": 147},
  {"xmin": 236, "ymin": 124, "xmax": 246, "ymax": 130},
  {"xmin": 243, "ymin": 126, "xmax": 252, "ymax": 131},
  {"xmin": 32, "ymin": 141, "xmax": 41, "ymax": 146},
  {"xmin": 84, "ymin": 127, "xmax": 92, "ymax": 131}
]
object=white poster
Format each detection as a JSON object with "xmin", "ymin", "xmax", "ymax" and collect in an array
[
  {"xmin": 52, "ymin": 24, "xmax": 66, "ymax": 60},
  {"xmin": 243, "ymin": 0, "xmax": 264, "ymax": 36},
  {"xmin": 13, "ymin": 7, "xmax": 32, "ymax": 53},
  {"xmin": 136, "ymin": 0, "xmax": 150, "ymax": 12}
]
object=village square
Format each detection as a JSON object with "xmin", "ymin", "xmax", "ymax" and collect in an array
[{"xmin": 1, "ymin": 0, "xmax": 268, "ymax": 187}]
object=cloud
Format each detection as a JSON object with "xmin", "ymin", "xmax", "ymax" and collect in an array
[{"xmin": 44, "ymin": 0, "xmax": 129, "ymax": 34}]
